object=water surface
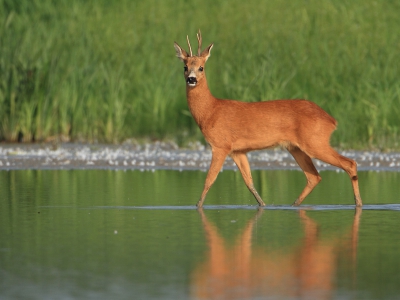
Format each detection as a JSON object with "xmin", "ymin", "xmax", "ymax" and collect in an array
[{"xmin": 1, "ymin": 169, "xmax": 399, "ymax": 299}]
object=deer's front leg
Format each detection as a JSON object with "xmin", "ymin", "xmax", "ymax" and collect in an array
[
  {"xmin": 230, "ymin": 152, "xmax": 266, "ymax": 206},
  {"xmin": 197, "ymin": 148, "xmax": 228, "ymax": 207}
]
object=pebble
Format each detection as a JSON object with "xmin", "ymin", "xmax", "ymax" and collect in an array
[{"xmin": 0, "ymin": 142, "xmax": 399, "ymax": 171}]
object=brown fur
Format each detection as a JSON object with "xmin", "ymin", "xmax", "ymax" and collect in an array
[{"xmin": 174, "ymin": 31, "xmax": 362, "ymax": 207}]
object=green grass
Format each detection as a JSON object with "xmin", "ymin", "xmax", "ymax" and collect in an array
[{"xmin": 0, "ymin": 0, "xmax": 399, "ymax": 149}]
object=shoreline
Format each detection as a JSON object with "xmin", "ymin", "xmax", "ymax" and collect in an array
[{"xmin": 1, "ymin": 142, "xmax": 400, "ymax": 171}]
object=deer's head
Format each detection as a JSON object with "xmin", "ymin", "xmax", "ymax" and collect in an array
[{"xmin": 174, "ymin": 30, "xmax": 213, "ymax": 87}]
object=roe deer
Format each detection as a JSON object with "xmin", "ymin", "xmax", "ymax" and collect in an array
[{"xmin": 174, "ymin": 30, "xmax": 362, "ymax": 207}]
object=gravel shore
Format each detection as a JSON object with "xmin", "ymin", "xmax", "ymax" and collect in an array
[{"xmin": 1, "ymin": 142, "xmax": 400, "ymax": 171}]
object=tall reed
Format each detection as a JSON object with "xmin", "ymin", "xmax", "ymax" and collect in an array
[{"xmin": 0, "ymin": 0, "xmax": 399, "ymax": 149}]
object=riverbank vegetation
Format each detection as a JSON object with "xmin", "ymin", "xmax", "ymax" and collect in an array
[{"xmin": 1, "ymin": 0, "xmax": 399, "ymax": 149}]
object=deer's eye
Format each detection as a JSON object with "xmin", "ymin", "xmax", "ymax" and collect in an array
[
  {"xmin": 199, "ymin": 66, "xmax": 204, "ymax": 72},
  {"xmin": 184, "ymin": 66, "xmax": 188, "ymax": 72}
]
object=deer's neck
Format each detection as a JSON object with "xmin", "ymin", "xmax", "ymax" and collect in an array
[{"xmin": 186, "ymin": 79, "xmax": 217, "ymax": 128}]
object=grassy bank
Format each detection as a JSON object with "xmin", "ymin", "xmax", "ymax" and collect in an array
[{"xmin": 0, "ymin": 0, "xmax": 399, "ymax": 149}]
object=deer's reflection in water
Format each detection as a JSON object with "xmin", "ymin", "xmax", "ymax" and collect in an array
[{"xmin": 191, "ymin": 208, "xmax": 361, "ymax": 300}]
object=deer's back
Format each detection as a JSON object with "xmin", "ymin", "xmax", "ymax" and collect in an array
[{"xmin": 202, "ymin": 99, "xmax": 338, "ymax": 151}]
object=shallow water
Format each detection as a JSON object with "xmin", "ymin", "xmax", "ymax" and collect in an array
[{"xmin": 1, "ymin": 169, "xmax": 400, "ymax": 299}]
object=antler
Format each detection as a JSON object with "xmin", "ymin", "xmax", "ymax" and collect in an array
[
  {"xmin": 186, "ymin": 35, "xmax": 193, "ymax": 57},
  {"xmin": 197, "ymin": 29, "xmax": 202, "ymax": 56},
  {"xmin": 185, "ymin": 30, "xmax": 203, "ymax": 57}
]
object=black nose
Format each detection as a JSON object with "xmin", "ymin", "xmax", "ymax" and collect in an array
[{"xmin": 187, "ymin": 77, "xmax": 197, "ymax": 84}]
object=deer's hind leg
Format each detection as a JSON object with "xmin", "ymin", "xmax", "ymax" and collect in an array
[
  {"xmin": 309, "ymin": 146, "xmax": 362, "ymax": 207},
  {"xmin": 288, "ymin": 146, "xmax": 322, "ymax": 206},
  {"xmin": 230, "ymin": 152, "xmax": 266, "ymax": 206}
]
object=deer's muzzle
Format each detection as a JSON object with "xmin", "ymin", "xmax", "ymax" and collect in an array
[{"xmin": 187, "ymin": 77, "xmax": 197, "ymax": 86}]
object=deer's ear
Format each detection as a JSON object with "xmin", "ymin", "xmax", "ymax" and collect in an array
[
  {"xmin": 174, "ymin": 42, "xmax": 188, "ymax": 62},
  {"xmin": 200, "ymin": 44, "xmax": 213, "ymax": 62}
]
